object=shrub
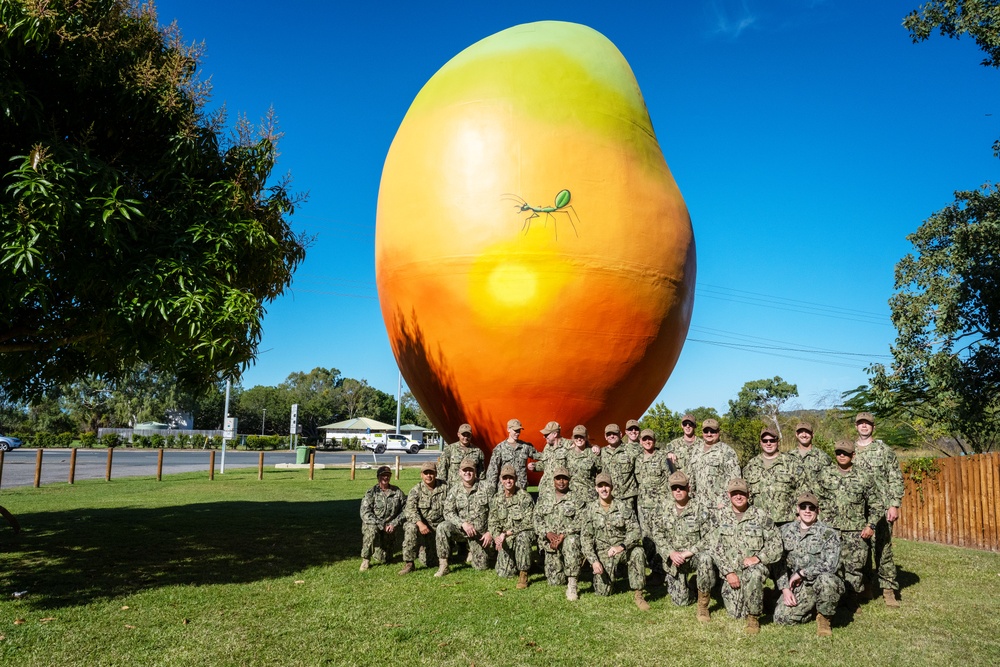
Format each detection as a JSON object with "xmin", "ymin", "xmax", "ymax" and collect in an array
[
  {"xmin": 79, "ymin": 432, "xmax": 97, "ymax": 448},
  {"xmin": 101, "ymin": 433, "xmax": 121, "ymax": 448},
  {"xmin": 149, "ymin": 434, "xmax": 165, "ymax": 449}
]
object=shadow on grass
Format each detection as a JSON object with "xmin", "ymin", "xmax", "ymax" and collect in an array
[{"xmin": 1, "ymin": 500, "xmax": 362, "ymax": 610}]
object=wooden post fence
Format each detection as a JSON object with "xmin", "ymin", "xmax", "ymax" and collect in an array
[
  {"xmin": 258, "ymin": 451, "xmax": 264, "ymax": 480},
  {"xmin": 69, "ymin": 448, "xmax": 77, "ymax": 484},
  {"xmin": 896, "ymin": 452, "xmax": 999, "ymax": 552},
  {"xmin": 351, "ymin": 454, "xmax": 356, "ymax": 480},
  {"xmin": 105, "ymin": 448, "xmax": 113, "ymax": 481},
  {"xmin": 33, "ymin": 448, "xmax": 43, "ymax": 488},
  {"xmin": 209, "ymin": 450, "xmax": 216, "ymax": 480},
  {"xmin": 157, "ymin": 449, "xmax": 164, "ymax": 481}
]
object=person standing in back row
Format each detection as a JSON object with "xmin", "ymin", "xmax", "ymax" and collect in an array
[
  {"xmin": 853, "ymin": 412, "xmax": 904, "ymax": 608},
  {"xmin": 689, "ymin": 419, "xmax": 741, "ymax": 513}
]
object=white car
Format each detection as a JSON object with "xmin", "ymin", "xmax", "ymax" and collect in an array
[{"xmin": 362, "ymin": 433, "xmax": 424, "ymax": 455}]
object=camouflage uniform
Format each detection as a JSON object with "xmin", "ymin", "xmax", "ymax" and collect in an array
[
  {"xmin": 650, "ymin": 498, "xmax": 717, "ymax": 606},
  {"xmin": 820, "ymin": 465, "xmax": 883, "ymax": 596},
  {"xmin": 665, "ymin": 435, "xmax": 703, "ymax": 473},
  {"xmin": 564, "ymin": 447, "xmax": 602, "ymax": 501},
  {"xmin": 581, "ymin": 497, "xmax": 646, "ymax": 595},
  {"xmin": 744, "ymin": 452, "xmax": 799, "ymax": 525},
  {"xmin": 635, "ymin": 448, "xmax": 673, "ymax": 575},
  {"xmin": 402, "ymin": 479, "xmax": 448, "ymax": 565},
  {"xmin": 486, "ymin": 440, "xmax": 541, "ymax": 494},
  {"xmin": 773, "ymin": 520, "xmax": 844, "ymax": 625},
  {"xmin": 600, "ymin": 444, "xmax": 639, "ymax": 505},
  {"xmin": 435, "ymin": 480, "xmax": 493, "ymax": 570},
  {"xmin": 854, "ymin": 439, "xmax": 904, "ymax": 591},
  {"xmin": 488, "ymin": 487, "xmax": 536, "ymax": 578},
  {"xmin": 533, "ymin": 489, "xmax": 584, "ymax": 585},
  {"xmin": 360, "ymin": 483, "xmax": 406, "ymax": 561},
  {"xmin": 793, "ymin": 446, "xmax": 834, "ymax": 504},
  {"xmin": 533, "ymin": 438, "xmax": 573, "ymax": 502},
  {"xmin": 710, "ymin": 504, "xmax": 782, "ymax": 618},
  {"xmin": 689, "ymin": 442, "xmax": 741, "ymax": 512},
  {"xmin": 436, "ymin": 442, "xmax": 485, "ymax": 484}
]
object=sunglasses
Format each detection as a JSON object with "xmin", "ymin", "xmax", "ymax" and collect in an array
[
  {"xmin": 670, "ymin": 485, "xmax": 687, "ymax": 491},
  {"xmin": 761, "ymin": 438, "xmax": 778, "ymax": 444},
  {"xmin": 798, "ymin": 503, "xmax": 818, "ymax": 512},
  {"xmin": 626, "ymin": 427, "xmax": 640, "ymax": 432},
  {"xmin": 835, "ymin": 450, "xmax": 853, "ymax": 456},
  {"xmin": 702, "ymin": 428, "xmax": 719, "ymax": 434}
]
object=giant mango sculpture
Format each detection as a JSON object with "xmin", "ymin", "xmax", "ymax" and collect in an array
[{"xmin": 376, "ymin": 21, "xmax": 695, "ymax": 455}]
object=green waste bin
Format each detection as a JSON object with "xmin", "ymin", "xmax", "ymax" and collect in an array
[{"xmin": 296, "ymin": 446, "xmax": 309, "ymax": 464}]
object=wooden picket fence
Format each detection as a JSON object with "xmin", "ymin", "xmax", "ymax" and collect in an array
[{"xmin": 896, "ymin": 452, "xmax": 1000, "ymax": 552}]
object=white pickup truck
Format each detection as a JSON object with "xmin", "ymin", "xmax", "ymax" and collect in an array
[{"xmin": 361, "ymin": 432, "xmax": 424, "ymax": 455}]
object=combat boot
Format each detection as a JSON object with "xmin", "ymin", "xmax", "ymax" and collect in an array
[
  {"xmin": 566, "ymin": 577, "xmax": 579, "ymax": 601},
  {"xmin": 816, "ymin": 612, "xmax": 832, "ymax": 638},
  {"xmin": 634, "ymin": 589, "xmax": 650, "ymax": 611},
  {"xmin": 745, "ymin": 615, "xmax": 760, "ymax": 635},
  {"xmin": 359, "ymin": 559, "xmax": 370, "ymax": 572},
  {"xmin": 434, "ymin": 558, "xmax": 449, "ymax": 577},
  {"xmin": 696, "ymin": 591, "xmax": 711, "ymax": 623},
  {"xmin": 517, "ymin": 571, "xmax": 529, "ymax": 589},
  {"xmin": 398, "ymin": 561, "xmax": 414, "ymax": 575},
  {"xmin": 883, "ymin": 589, "xmax": 900, "ymax": 608}
]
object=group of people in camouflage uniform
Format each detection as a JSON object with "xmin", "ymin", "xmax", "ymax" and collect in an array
[{"xmin": 359, "ymin": 412, "xmax": 904, "ymax": 636}]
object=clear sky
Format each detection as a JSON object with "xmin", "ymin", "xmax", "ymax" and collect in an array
[{"xmin": 155, "ymin": 0, "xmax": 999, "ymax": 415}]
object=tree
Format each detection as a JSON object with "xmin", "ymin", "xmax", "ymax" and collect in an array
[
  {"xmin": 237, "ymin": 385, "xmax": 290, "ymax": 436},
  {"xmin": 866, "ymin": 1, "xmax": 1000, "ymax": 453},
  {"xmin": 0, "ymin": 0, "xmax": 308, "ymax": 401},
  {"xmin": 340, "ymin": 378, "xmax": 376, "ymax": 420},
  {"xmin": 401, "ymin": 391, "xmax": 432, "ymax": 428},
  {"xmin": 728, "ymin": 377, "xmax": 798, "ymax": 439},
  {"xmin": 279, "ymin": 368, "xmax": 343, "ymax": 438},
  {"xmin": 727, "ymin": 377, "xmax": 798, "ymax": 464}
]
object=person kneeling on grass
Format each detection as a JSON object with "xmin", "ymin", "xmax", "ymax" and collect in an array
[
  {"xmin": 533, "ymin": 466, "xmax": 585, "ymax": 600},
  {"xmin": 484, "ymin": 464, "xmax": 535, "ymax": 589},
  {"xmin": 710, "ymin": 478, "xmax": 782, "ymax": 634},
  {"xmin": 581, "ymin": 473, "xmax": 650, "ymax": 610},
  {"xmin": 359, "ymin": 466, "xmax": 405, "ymax": 572},
  {"xmin": 434, "ymin": 457, "xmax": 493, "ymax": 576},
  {"xmin": 399, "ymin": 461, "xmax": 448, "ymax": 575},
  {"xmin": 773, "ymin": 492, "xmax": 844, "ymax": 637}
]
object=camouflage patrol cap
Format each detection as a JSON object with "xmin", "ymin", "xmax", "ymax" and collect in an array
[
  {"xmin": 668, "ymin": 470, "xmax": 690, "ymax": 487},
  {"xmin": 540, "ymin": 420, "xmax": 561, "ymax": 435},
  {"xmin": 605, "ymin": 424, "xmax": 620, "ymax": 435},
  {"xmin": 796, "ymin": 492, "xmax": 820, "ymax": 507},
  {"xmin": 507, "ymin": 418, "xmax": 523, "ymax": 430},
  {"xmin": 459, "ymin": 456, "xmax": 478, "ymax": 471},
  {"xmin": 572, "ymin": 425, "xmax": 588, "ymax": 437},
  {"xmin": 795, "ymin": 421, "xmax": 813, "ymax": 433},
  {"xmin": 640, "ymin": 428, "xmax": 656, "ymax": 440},
  {"xmin": 500, "ymin": 464, "xmax": 517, "ymax": 479},
  {"xmin": 727, "ymin": 478, "xmax": 749, "ymax": 495},
  {"xmin": 420, "ymin": 461, "xmax": 437, "ymax": 474},
  {"xmin": 376, "ymin": 465, "xmax": 392, "ymax": 477},
  {"xmin": 595, "ymin": 472, "xmax": 613, "ymax": 487},
  {"xmin": 681, "ymin": 413, "xmax": 696, "ymax": 426},
  {"xmin": 553, "ymin": 466, "xmax": 571, "ymax": 479},
  {"xmin": 458, "ymin": 423, "xmax": 473, "ymax": 435},
  {"xmin": 855, "ymin": 412, "xmax": 875, "ymax": 425},
  {"xmin": 702, "ymin": 418, "xmax": 720, "ymax": 430},
  {"xmin": 625, "ymin": 419, "xmax": 641, "ymax": 430},
  {"xmin": 760, "ymin": 426, "xmax": 778, "ymax": 439},
  {"xmin": 834, "ymin": 440, "xmax": 856, "ymax": 455}
]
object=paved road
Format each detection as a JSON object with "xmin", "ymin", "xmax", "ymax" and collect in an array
[{"xmin": 0, "ymin": 448, "xmax": 440, "ymax": 489}]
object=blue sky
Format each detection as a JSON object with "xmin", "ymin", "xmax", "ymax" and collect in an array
[{"xmin": 155, "ymin": 0, "xmax": 999, "ymax": 414}]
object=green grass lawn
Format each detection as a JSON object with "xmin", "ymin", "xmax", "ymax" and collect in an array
[{"xmin": 0, "ymin": 468, "xmax": 998, "ymax": 667}]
